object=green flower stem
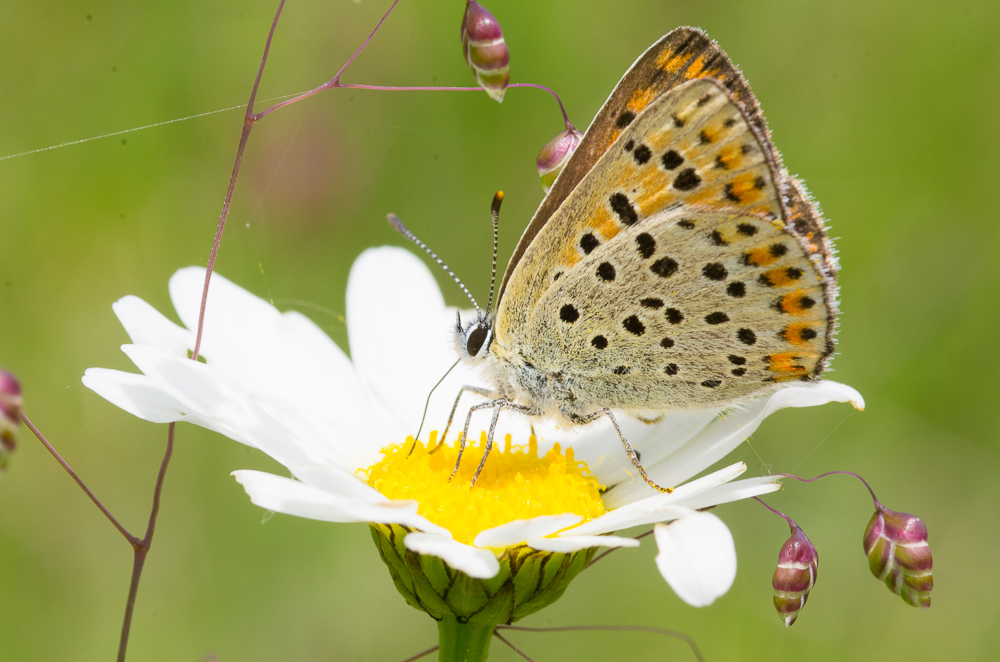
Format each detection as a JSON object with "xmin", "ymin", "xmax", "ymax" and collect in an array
[{"xmin": 437, "ymin": 617, "xmax": 495, "ymax": 662}]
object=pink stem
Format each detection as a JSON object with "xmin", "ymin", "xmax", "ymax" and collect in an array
[
  {"xmin": 585, "ymin": 529, "xmax": 654, "ymax": 569},
  {"xmin": 117, "ymin": 422, "xmax": 175, "ymax": 662},
  {"xmin": 497, "ymin": 624, "xmax": 703, "ymax": 662},
  {"xmin": 775, "ymin": 470, "xmax": 881, "ymax": 507},
  {"xmin": 753, "ymin": 496, "xmax": 797, "ymax": 529},
  {"xmin": 21, "ymin": 412, "xmax": 136, "ymax": 544}
]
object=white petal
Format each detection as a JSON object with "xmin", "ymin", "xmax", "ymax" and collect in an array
[
  {"xmin": 529, "ymin": 534, "xmax": 639, "ymax": 553},
  {"xmin": 122, "ymin": 344, "xmax": 321, "ymax": 465},
  {"xmin": 112, "ymin": 296, "xmax": 193, "ymax": 356},
  {"xmin": 168, "ymin": 268, "xmax": 386, "ymax": 455},
  {"xmin": 571, "ymin": 462, "xmax": 748, "ymax": 536},
  {"xmin": 347, "ymin": 247, "xmax": 465, "ymax": 435},
  {"xmin": 82, "ymin": 368, "xmax": 189, "ymax": 423},
  {"xmin": 654, "ymin": 510, "xmax": 736, "ymax": 607},
  {"xmin": 288, "ymin": 461, "xmax": 393, "ymax": 502},
  {"xmin": 473, "ymin": 514, "xmax": 582, "ymax": 548},
  {"xmin": 576, "ymin": 408, "xmax": 721, "ymax": 488},
  {"xmin": 403, "ymin": 532, "xmax": 500, "ymax": 579},
  {"xmin": 232, "ymin": 470, "xmax": 449, "ymax": 534},
  {"xmin": 689, "ymin": 475, "xmax": 781, "ymax": 508},
  {"xmin": 606, "ymin": 381, "xmax": 864, "ymax": 505}
]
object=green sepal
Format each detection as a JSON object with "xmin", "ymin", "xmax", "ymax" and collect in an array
[{"xmin": 371, "ymin": 524, "xmax": 598, "ymax": 626}]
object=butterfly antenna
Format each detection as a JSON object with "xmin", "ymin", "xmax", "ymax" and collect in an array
[
  {"xmin": 387, "ymin": 213, "xmax": 483, "ymax": 316},
  {"xmin": 486, "ymin": 191, "xmax": 502, "ymax": 314},
  {"xmin": 409, "ymin": 358, "xmax": 460, "ymax": 455}
]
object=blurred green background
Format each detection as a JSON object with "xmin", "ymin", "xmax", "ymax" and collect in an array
[{"xmin": 1, "ymin": 0, "xmax": 997, "ymax": 659}]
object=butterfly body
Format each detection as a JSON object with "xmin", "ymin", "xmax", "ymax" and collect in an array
[{"xmin": 436, "ymin": 28, "xmax": 836, "ymax": 488}]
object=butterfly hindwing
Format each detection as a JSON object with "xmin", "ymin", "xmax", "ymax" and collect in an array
[{"xmin": 532, "ymin": 207, "xmax": 832, "ymax": 409}]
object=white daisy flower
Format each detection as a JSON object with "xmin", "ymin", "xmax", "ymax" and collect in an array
[{"xmin": 83, "ymin": 247, "xmax": 863, "ymax": 622}]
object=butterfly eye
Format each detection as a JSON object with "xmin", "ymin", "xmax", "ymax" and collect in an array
[{"xmin": 466, "ymin": 325, "xmax": 490, "ymax": 357}]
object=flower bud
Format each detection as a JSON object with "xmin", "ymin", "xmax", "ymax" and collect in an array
[
  {"xmin": 461, "ymin": 1, "xmax": 510, "ymax": 102},
  {"xmin": 772, "ymin": 522, "xmax": 818, "ymax": 627},
  {"xmin": 863, "ymin": 503, "xmax": 933, "ymax": 609},
  {"xmin": 371, "ymin": 523, "xmax": 594, "ymax": 624},
  {"xmin": 0, "ymin": 370, "xmax": 23, "ymax": 467},
  {"xmin": 536, "ymin": 128, "xmax": 583, "ymax": 193}
]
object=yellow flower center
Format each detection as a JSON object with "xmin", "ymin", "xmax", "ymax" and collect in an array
[{"xmin": 364, "ymin": 432, "xmax": 606, "ymax": 545}]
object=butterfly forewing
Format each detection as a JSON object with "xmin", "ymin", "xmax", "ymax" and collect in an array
[
  {"xmin": 498, "ymin": 77, "xmax": 782, "ymax": 334},
  {"xmin": 495, "ymin": 77, "xmax": 833, "ymax": 414},
  {"xmin": 499, "ymin": 27, "xmax": 775, "ymax": 304}
]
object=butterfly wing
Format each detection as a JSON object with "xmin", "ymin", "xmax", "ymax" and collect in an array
[
  {"xmin": 496, "ymin": 78, "xmax": 835, "ymax": 413},
  {"xmin": 498, "ymin": 27, "xmax": 775, "ymax": 304}
]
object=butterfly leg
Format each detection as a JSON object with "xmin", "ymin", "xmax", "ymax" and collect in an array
[
  {"xmin": 573, "ymin": 409, "xmax": 673, "ymax": 494},
  {"xmin": 452, "ymin": 398, "xmax": 531, "ymax": 486},
  {"xmin": 438, "ymin": 385, "xmax": 495, "ymax": 449}
]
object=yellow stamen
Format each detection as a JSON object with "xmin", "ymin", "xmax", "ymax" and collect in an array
[{"xmin": 364, "ymin": 432, "xmax": 606, "ymax": 545}]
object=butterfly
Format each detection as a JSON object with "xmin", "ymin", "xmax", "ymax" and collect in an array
[{"xmin": 394, "ymin": 27, "xmax": 837, "ymax": 492}]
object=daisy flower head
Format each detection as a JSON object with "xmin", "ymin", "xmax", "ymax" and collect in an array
[{"xmin": 83, "ymin": 247, "xmax": 863, "ymax": 653}]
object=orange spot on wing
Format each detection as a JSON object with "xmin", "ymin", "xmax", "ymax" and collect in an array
[
  {"xmin": 686, "ymin": 54, "xmax": 707, "ymax": 77},
  {"xmin": 657, "ymin": 49, "xmax": 694, "ymax": 73},
  {"xmin": 762, "ymin": 267, "xmax": 798, "ymax": 287},
  {"xmin": 589, "ymin": 207, "xmax": 620, "ymax": 240},
  {"xmin": 725, "ymin": 172, "xmax": 765, "ymax": 204},
  {"xmin": 778, "ymin": 289, "xmax": 816, "ymax": 315},
  {"xmin": 715, "ymin": 144, "xmax": 742, "ymax": 170},
  {"xmin": 606, "ymin": 129, "xmax": 623, "ymax": 150},
  {"xmin": 632, "ymin": 167, "xmax": 673, "ymax": 216},
  {"xmin": 627, "ymin": 86, "xmax": 657, "ymax": 115},
  {"xmin": 781, "ymin": 323, "xmax": 817, "ymax": 346},
  {"xmin": 559, "ymin": 242, "xmax": 581, "ymax": 269},
  {"xmin": 744, "ymin": 246, "xmax": 778, "ymax": 267},
  {"xmin": 647, "ymin": 128, "xmax": 675, "ymax": 152},
  {"xmin": 700, "ymin": 125, "xmax": 722, "ymax": 144},
  {"xmin": 767, "ymin": 352, "xmax": 811, "ymax": 377}
]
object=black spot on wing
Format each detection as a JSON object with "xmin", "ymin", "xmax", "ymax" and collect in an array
[
  {"xmin": 632, "ymin": 144, "xmax": 652, "ymax": 165},
  {"xmin": 635, "ymin": 233, "xmax": 656, "ymax": 259},
  {"xmin": 702, "ymin": 263, "xmax": 727, "ymax": 281},
  {"xmin": 673, "ymin": 168, "xmax": 701, "ymax": 191},
  {"xmin": 616, "ymin": 110, "xmax": 636, "ymax": 128},
  {"xmin": 650, "ymin": 257, "xmax": 678, "ymax": 278},
  {"xmin": 609, "ymin": 192, "xmax": 639, "ymax": 226},
  {"xmin": 623, "ymin": 315, "xmax": 645, "ymax": 336},
  {"xmin": 661, "ymin": 150, "xmax": 684, "ymax": 170},
  {"xmin": 560, "ymin": 304, "xmax": 579, "ymax": 323}
]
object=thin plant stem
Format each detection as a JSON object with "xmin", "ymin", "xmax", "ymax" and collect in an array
[
  {"xmin": 117, "ymin": 423, "xmax": 175, "ymax": 662},
  {"xmin": 753, "ymin": 496, "xmax": 797, "ymax": 528},
  {"xmin": 493, "ymin": 631, "xmax": 535, "ymax": 661},
  {"xmin": 775, "ymin": 470, "xmax": 880, "ymax": 505},
  {"xmin": 20, "ymin": 412, "xmax": 136, "ymax": 545},
  {"xmin": 399, "ymin": 645, "xmax": 439, "ymax": 662},
  {"xmin": 497, "ymin": 624, "xmax": 704, "ymax": 662},
  {"xmin": 585, "ymin": 529, "xmax": 653, "ymax": 570}
]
